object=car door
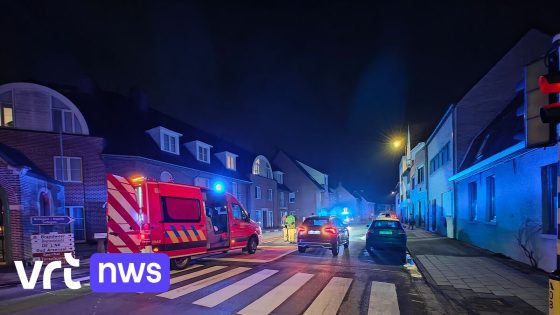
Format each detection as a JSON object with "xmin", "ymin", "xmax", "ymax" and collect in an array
[{"xmin": 227, "ymin": 194, "xmax": 251, "ymax": 248}]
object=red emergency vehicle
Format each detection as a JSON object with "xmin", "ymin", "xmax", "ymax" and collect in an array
[{"xmin": 106, "ymin": 174, "xmax": 262, "ymax": 269}]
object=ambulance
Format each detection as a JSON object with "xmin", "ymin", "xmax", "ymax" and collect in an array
[{"xmin": 106, "ymin": 174, "xmax": 262, "ymax": 269}]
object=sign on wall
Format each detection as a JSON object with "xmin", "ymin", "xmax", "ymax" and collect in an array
[{"xmin": 31, "ymin": 233, "xmax": 75, "ymax": 263}]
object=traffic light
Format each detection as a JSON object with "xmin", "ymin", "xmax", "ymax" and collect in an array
[{"xmin": 539, "ymin": 35, "xmax": 560, "ymax": 124}]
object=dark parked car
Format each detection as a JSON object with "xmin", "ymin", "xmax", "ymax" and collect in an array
[
  {"xmin": 297, "ymin": 216, "xmax": 350, "ymax": 256},
  {"xmin": 366, "ymin": 218, "xmax": 406, "ymax": 254}
]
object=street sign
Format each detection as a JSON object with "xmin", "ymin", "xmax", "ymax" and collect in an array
[
  {"xmin": 31, "ymin": 216, "xmax": 74, "ymax": 225},
  {"xmin": 31, "ymin": 233, "xmax": 75, "ymax": 263}
]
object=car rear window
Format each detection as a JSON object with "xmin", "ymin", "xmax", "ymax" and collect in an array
[
  {"xmin": 162, "ymin": 197, "xmax": 201, "ymax": 222},
  {"xmin": 303, "ymin": 218, "xmax": 329, "ymax": 226},
  {"xmin": 372, "ymin": 220, "xmax": 401, "ymax": 229}
]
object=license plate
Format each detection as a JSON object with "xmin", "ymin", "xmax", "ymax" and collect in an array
[
  {"xmin": 308, "ymin": 230, "xmax": 320, "ymax": 234},
  {"xmin": 379, "ymin": 230, "xmax": 392, "ymax": 235}
]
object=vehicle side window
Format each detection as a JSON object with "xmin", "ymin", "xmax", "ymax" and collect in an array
[
  {"xmin": 232, "ymin": 203, "xmax": 242, "ymax": 220},
  {"xmin": 162, "ymin": 197, "xmax": 201, "ymax": 222}
]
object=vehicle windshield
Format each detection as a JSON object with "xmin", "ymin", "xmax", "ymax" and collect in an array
[{"xmin": 372, "ymin": 220, "xmax": 401, "ymax": 229}]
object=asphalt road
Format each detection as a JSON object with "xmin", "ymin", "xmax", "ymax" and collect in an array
[{"xmin": 0, "ymin": 225, "xmax": 431, "ymax": 315}]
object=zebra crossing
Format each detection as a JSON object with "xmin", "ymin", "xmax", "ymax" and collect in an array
[{"xmin": 151, "ymin": 264, "xmax": 402, "ymax": 315}]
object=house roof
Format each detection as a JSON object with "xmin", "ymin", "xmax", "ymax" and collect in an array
[
  {"xmin": 0, "ymin": 142, "xmax": 54, "ymax": 181},
  {"xmin": 274, "ymin": 150, "xmax": 326, "ymax": 190},
  {"xmin": 459, "ymin": 89, "xmax": 525, "ymax": 172},
  {"xmin": 62, "ymin": 89, "xmax": 259, "ymax": 182}
]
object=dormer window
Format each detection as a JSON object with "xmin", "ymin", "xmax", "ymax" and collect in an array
[
  {"xmin": 146, "ymin": 126, "xmax": 182, "ymax": 155},
  {"xmin": 161, "ymin": 131, "xmax": 180, "ymax": 154},
  {"xmin": 226, "ymin": 153, "xmax": 236, "ymax": 170},
  {"xmin": 252, "ymin": 155, "xmax": 273, "ymax": 179},
  {"xmin": 273, "ymin": 171, "xmax": 284, "ymax": 184},
  {"xmin": 185, "ymin": 140, "xmax": 213, "ymax": 163},
  {"xmin": 197, "ymin": 143, "xmax": 210, "ymax": 163}
]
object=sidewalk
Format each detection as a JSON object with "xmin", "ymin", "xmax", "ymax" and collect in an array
[{"xmin": 406, "ymin": 227, "xmax": 548, "ymax": 314}]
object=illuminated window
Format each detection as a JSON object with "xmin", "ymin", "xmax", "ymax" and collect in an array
[
  {"xmin": 0, "ymin": 91, "xmax": 13, "ymax": 127},
  {"xmin": 226, "ymin": 153, "xmax": 236, "ymax": 170},
  {"xmin": 54, "ymin": 156, "xmax": 82, "ymax": 182},
  {"xmin": 252, "ymin": 156, "xmax": 273, "ymax": 178}
]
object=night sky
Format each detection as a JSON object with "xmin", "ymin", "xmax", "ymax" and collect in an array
[{"xmin": 2, "ymin": 1, "xmax": 560, "ymax": 202}]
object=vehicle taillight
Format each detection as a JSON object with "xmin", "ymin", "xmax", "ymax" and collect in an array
[
  {"xmin": 323, "ymin": 226, "xmax": 337, "ymax": 234},
  {"xmin": 297, "ymin": 226, "xmax": 307, "ymax": 234}
]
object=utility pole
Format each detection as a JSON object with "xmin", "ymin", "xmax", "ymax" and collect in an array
[{"xmin": 539, "ymin": 33, "xmax": 560, "ymax": 315}]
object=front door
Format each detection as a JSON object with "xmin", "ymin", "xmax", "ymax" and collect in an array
[{"xmin": 267, "ymin": 210, "xmax": 273, "ymax": 228}]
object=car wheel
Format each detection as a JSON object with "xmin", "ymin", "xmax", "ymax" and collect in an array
[
  {"xmin": 331, "ymin": 241, "xmax": 339, "ymax": 256},
  {"xmin": 171, "ymin": 256, "xmax": 190, "ymax": 270},
  {"xmin": 298, "ymin": 246, "xmax": 306, "ymax": 253},
  {"xmin": 246, "ymin": 236, "xmax": 258, "ymax": 254}
]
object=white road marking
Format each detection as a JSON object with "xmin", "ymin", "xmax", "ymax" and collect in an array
[
  {"xmin": 170, "ymin": 264, "xmax": 203, "ymax": 275},
  {"xmin": 158, "ymin": 267, "xmax": 251, "ymax": 299},
  {"xmin": 238, "ymin": 272, "xmax": 314, "ymax": 315},
  {"xmin": 368, "ymin": 281, "xmax": 400, "ymax": 315},
  {"xmin": 170, "ymin": 265, "xmax": 226, "ymax": 285},
  {"xmin": 303, "ymin": 277, "xmax": 353, "ymax": 315},
  {"xmin": 193, "ymin": 269, "xmax": 279, "ymax": 307}
]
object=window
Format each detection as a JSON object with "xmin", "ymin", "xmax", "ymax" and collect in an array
[
  {"xmin": 289, "ymin": 192, "xmax": 295, "ymax": 203},
  {"xmin": 52, "ymin": 109, "xmax": 82, "ymax": 134},
  {"xmin": 226, "ymin": 154, "xmax": 236, "ymax": 170},
  {"xmin": 160, "ymin": 132, "xmax": 179, "ymax": 154},
  {"xmin": 162, "ymin": 197, "xmax": 201, "ymax": 222},
  {"xmin": 418, "ymin": 166, "xmax": 425, "ymax": 184},
  {"xmin": 255, "ymin": 186, "xmax": 262, "ymax": 199},
  {"xmin": 232, "ymin": 203, "xmax": 242, "ymax": 220},
  {"xmin": 468, "ymin": 182, "xmax": 477, "ymax": 221},
  {"xmin": 231, "ymin": 182, "xmax": 238, "ymax": 198},
  {"xmin": 194, "ymin": 177, "xmax": 210, "ymax": 188},
  {"xmin": 0, "ymin": 91, "xmax": 13, "ymax": 128},
  {"xmin": 54, "ymin": 156, "xmax": 82, "ymax": 182},
  {"xmin": 67, "ymin": 206, "xmax": 86, "ymax": 242},
  {"xmin": 267, "ymin": 189, "xmax": 273, "ymax": 201},
  {"xmin": 274, "ymin": 172, "xmax": 284, "ymax": 184},
  {"xmin": 486, "ymin": 176, "xmax": 495, "ymax": 222},
  {"xmin": 197, "ymin": 145, "xmax": 210, "ymax": 163},
  {"xmin": 252, "ymin": 156, "xmax": 273, "ymax": 178},
  {"xmin": 542, "ymin": 163, "xmax": 557, "ymax": 234},
  {"xmin": 429, "ymin": 142, "xmax": 451, "ymax": 174},
  {"xmin": 280, "ymin": 192, "xmax": 286, "ymax": 207},
  {"xmin": 372, "ymin": 220, "xmax": 402, "ymax": 229}
]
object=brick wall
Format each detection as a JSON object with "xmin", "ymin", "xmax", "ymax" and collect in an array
[{"xmin": 0, "ymin": 128, "xmax": 106, "ymax": 242}]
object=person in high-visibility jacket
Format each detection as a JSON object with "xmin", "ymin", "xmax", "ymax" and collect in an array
[
  {"xmin": 286, "ymin": 215, "xmax": 296, "ymax": 243},
  {"xmin": 282, "ymin": 215, "xmax": 289, "ymax": 241}
]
